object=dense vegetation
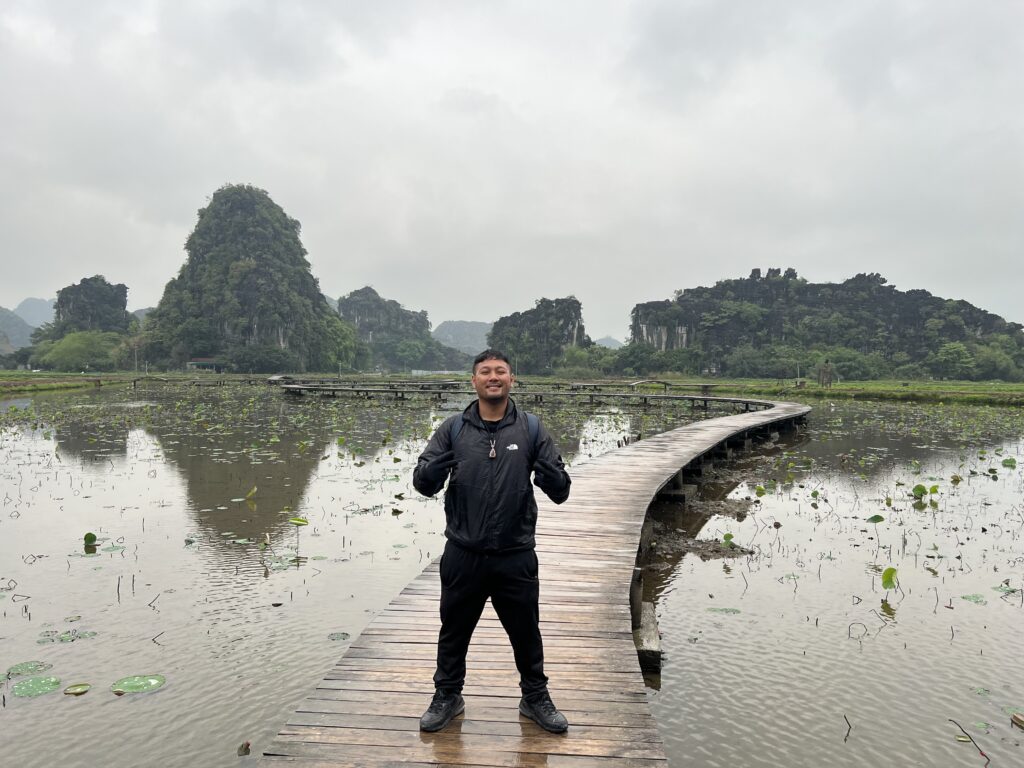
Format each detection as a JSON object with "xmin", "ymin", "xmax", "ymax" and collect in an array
[
  {"xmin": 5, "ymin": 238, "xmax": 1022, "ymax": 383},
  {"xmin": 33, "ymin": 275, "xmax": 132, "ymax": 341},
  {"xmin": 432, "ymin": 320, "xmax": 492, "ymax": 356},
  {"xmin": 616, "ymin": 270, "xmax": 1024, "ymax": 381},
  {"xmin": 338, "ymin": 286, "xmax": 468, "ymax": 371},
  {"xmin": 488, "ymin": 297, "xmax": 591, "ymax": 374},
  {"xmin": 142, "ymin": 184, "xmax": 357, "ymax": 373},
  {"xmin": 12, "ymin": 276, "xmax": 136, "ymax": 371}
]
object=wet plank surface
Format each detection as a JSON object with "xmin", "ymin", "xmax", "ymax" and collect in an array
[{"xmin": 262, "ymin": 401, "xmax": 810, "ymax": 767}]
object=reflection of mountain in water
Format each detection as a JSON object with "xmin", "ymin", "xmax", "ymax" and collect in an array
[
  {"xmin": 149, "ymin": 424, "xmax": 330, "ymax": 544},
  {"xmin": 148, "ymin": 395, "xmax": 443, "ymax": 551},
  {"xmin": 55, "ymin": 421, "xmax": 131, "ymax": 462},
  {"xmin": 338, "ymin": 400, "xmax": 450, "ymax": 459}
]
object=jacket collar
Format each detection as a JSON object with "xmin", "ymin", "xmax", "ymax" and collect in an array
[{"xmin": 463, "ymin": 398, "xmax": 518, "ymax": 430}]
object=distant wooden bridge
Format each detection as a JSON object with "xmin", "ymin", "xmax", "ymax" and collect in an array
[
  {"xmin": 280, "ymin": 383, "xmax": 769, "ymax": 412},
  {"xmin": 261, "ymin": 399, "xmax": 810, "ymax": 767}
]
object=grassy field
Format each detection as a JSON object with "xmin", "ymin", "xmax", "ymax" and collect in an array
[{"xmin": 2, "ymin": 370, "xmax": 1024, "ymax": 406}]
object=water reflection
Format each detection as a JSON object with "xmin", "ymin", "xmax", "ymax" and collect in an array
[
  {"xmin": 648, "ymin": 400, "xmax": 1024, "ymax": 768},
  {"xmin": 0, "ymin": 383, "xmax": 727, "ymax": 768}
]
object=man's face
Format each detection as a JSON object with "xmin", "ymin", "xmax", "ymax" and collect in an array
[{"xmin": 472, "ymin": 357, "xmax": 514, "ymax": 403}]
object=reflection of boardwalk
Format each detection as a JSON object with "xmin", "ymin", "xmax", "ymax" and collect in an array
[{"xmin": 262, "ymin": 400, "xmax": 810, "ymax": 766}]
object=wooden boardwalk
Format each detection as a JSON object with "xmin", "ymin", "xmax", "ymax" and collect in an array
[
  {"xmin": 261, "ymin": 400, "xmax": 810, "ymax": 767},
  {"xmin": 282, "ymin": 383, "xmax": 772, "ymax": 412}
]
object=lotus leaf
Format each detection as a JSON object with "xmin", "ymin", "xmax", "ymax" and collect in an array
[
  {"xmin": 12, "ymin": 675, "xmax": 61, "ymax": 697},
  {"xmin": 881, "ymin": 567, "xmax": 898, "ymax": 590},
  {"xmin": 111, "ymin": 674, "xmax": 166, "ymax": 695},
  {"xmin": 7, "ymin": 660, "xmax": 53, "ymax": 676}
]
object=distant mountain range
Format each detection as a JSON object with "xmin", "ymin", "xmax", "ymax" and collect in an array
[
  {"xmin": 594, "ymin": 336, "xmax": 623, "ymax": 349},
  {"xmin": 0, "ymin": 306, "xmax": 35, "ymax": 348},
  {"xmin": 431, "ymin": 320, "xmax": 492, "ymax": 356},
  {"xmin": 13, "ymin": 297, "xmax": 55, "ymax": 328}
]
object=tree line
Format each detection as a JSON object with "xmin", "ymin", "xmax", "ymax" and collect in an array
[{"xmin": 5, "ymin": 187, "xmax": 1022, "ymax": 382}]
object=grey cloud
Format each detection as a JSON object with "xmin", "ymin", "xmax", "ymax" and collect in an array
[{"xmin": 1, "ymin": 1, "xmax": 1022, "ymax": 340}]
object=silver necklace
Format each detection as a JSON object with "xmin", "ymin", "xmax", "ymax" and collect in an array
[{"xmin": 489, "ymin": 439, "xmax": 497, "ymax": 459}]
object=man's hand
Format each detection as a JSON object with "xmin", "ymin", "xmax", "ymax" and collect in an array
[
  {"xmin": 419, "ymin": 450, "xmax": 458, "ymax": 488},
  {"xmin": 532, "ymin": 458, "xmax": 568, "ymax": 495}
]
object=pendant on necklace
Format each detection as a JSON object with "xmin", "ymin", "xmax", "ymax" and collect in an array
[{"xmin": 489, "ymin": 440, "xmax": 496, "ymax": 459}]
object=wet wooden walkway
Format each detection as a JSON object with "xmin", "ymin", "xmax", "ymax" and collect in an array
[{"xmin": 261, "ymin": 400, "xmax": 810, "ymax": 767}]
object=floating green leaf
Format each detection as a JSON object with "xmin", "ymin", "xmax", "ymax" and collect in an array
[
  {"xmin": 327, "ymin": 632, "xmax": 351, "ymax": 641},
  {"xmin": 706, "ymin": 607, "xmax": 741, "ymax": 614},
  {"xmin": 64, "ymin": 683, "xmax": 91, "ymax": 696},
  {"xmin": 961, "ymin": 594, "xmax": 987, "ymax": 605},
  {"xmin": 1001, "ymin": 457, "xmax": 1017, "ymax": 469},
  {"xmin": 288, "ymin": 517, "xmax": 308, "ymax": 526},
  {"xmin": 882, "ymin": 567, "xmax": 898, "ymax": 590},
  {"xmin": 12, "ymin": 676, "xmax": 61, "ymax": 698},
  {"xmin": 245, "ymin": 485, "xmax": 258, "ymax": 499},
  {"xmin": 911, "ymin": 484, "xmax": 927, "ymax": 499},
  {"xmin": 83, "ymin": 532, "xmax": 97, "ymax": 545},
  {"xmin": 866, "ymin": 514, "xmax": 884, "ymax": 524},
  {"xmin": 7, "ymin": 660, "xmax": 53, "ymax": 677},
  {"xmin": 111, "ymin": 674, "xmax": 166, "ymax": 695}
]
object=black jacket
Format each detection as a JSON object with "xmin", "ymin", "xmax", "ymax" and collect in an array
[{"xmin": 413, "ymin": 399, "xmax": 570, "ymax": 553}]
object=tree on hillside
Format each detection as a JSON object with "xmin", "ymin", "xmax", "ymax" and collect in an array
[
  {"xmin": 143, "ymin": 184, "xmax": 357, "ymax": 372},
  {"xmin": 34, "ymin": 331, "xmax": 123, "ymax": 372},
  {"xmin": 337, "ymin": 286, "xmax": 469, "ymax": 371},
  {"xmin": 629, "ymin": 269, "xmax": 1024, "ymax": 381},
  {"xmin": 33, "ymin": 276, "xmax": 130, "ymax": 342},
  {"xmin": 488, "ymin": 297, "xmax": 591, "ymax": 374}
]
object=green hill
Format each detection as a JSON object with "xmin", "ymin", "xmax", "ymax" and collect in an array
[
  {"xmin": 338, "ymin": 286, "xmax": 469, "ymax": 372},
  {"xmin": 630, "ymin": 269, "xmax": 1024, "ymax": 380},
  {"xmin": 143, "ymin": 184, "xmax": 356, "ymax": 373},
  {"xmin": 489, "ymin": 297, "xmax": 591, "ymax": 374}
]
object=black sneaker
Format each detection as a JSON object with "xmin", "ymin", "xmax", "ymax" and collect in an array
[
  {"xmin": 519, "ymin": 692, "xmax": 568, "ymax": 733},
  {"xmin": 419, "ymin": 689, "xmax": 465, "ymax": 732}
]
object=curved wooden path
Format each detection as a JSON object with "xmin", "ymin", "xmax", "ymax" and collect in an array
[{"xmin": 261, "ymin": 399, "xmax": 811, "ymax": 767}]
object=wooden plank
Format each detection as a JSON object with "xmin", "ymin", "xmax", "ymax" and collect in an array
[{"xmin": 262, "ymin": 399, "xmax": 809, "ymax": 766}]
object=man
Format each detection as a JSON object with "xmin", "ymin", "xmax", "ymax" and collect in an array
[{"xmin": 413, "ymin": 349, "xmax": 572, "ymax": 734}]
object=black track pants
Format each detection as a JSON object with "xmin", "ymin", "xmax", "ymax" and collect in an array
[{"xmin": 433, "ymin": 540, "xmax": 548, "ymax": 698}]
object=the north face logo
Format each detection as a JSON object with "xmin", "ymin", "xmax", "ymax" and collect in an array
[{"xmin": 506, "ymin": 443, "xmax": 519, "ymax": 451}]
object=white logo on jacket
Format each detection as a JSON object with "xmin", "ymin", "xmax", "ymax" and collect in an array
[{"xmin": 506, "ymin": 443, "xmax": 519, "ymax": 451}]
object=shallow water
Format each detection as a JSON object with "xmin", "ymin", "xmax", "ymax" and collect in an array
[
  {"xmin": 648, "ymin": 401, "xmax": 1024, "ymax": 767},
  {"xmin": 7, "ymin": 389, "xmax": 1020, "ymax": 767},
  {"xmin": 0, "ymin": 384, "xmax": 706, "ymax": 768}
]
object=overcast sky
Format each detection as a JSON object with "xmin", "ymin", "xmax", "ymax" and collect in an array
[{"xmin": 2, "ymin": 1, "xmax": 1022, "ymax": 340}]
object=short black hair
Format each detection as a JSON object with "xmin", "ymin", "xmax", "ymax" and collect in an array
[{"xmin": 473, "ymin": 349, "xmax": 511, "ymax": 372}]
